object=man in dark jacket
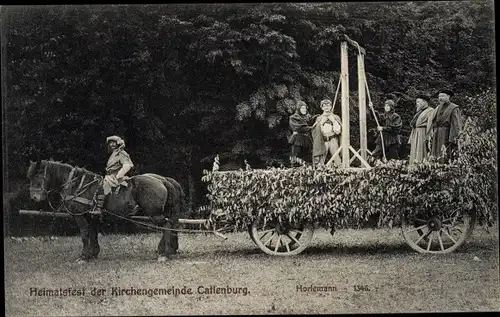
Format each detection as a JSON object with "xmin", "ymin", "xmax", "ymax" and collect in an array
[
  {"xmin": 428, "ymin": 89, "xmax": 463, "ymax": 162},
  {"xmin": 372, "ymin": 99, "xmax": 402, "ymax": 160}
]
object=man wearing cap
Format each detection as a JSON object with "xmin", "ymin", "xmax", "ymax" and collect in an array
[
  {"xmin": 372, "ymin": 99, "xmax": 402, "ymax": 160},
  {"xmin": 91, "ymin": 135, "xmax": 134, "ymax": 214},
  {"xmin": 408, "ymin": 93, "xmax": 434, "ymax": 165},
  {"xmin": 311, "ymin": 98, "xmax": 342, "ymax": 167},
  {"xmin": 428, "ymin": 89, "xmax": 463, "ymax": 161}
]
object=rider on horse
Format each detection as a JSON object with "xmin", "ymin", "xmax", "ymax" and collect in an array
[{"xmin": 90, "ymin": 135, "xmax": 134, "ymax": 215}]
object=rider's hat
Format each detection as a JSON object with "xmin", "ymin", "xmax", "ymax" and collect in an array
[{"xmin": 106, "ymin": 135, "xmax": 125, "ymax": 146}]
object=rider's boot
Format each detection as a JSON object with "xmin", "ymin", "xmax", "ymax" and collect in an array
[{"xmin": 89, "ymin": 194, "xmax": 105, "ymax": 215}]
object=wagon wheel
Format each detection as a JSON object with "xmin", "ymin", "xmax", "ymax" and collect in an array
[
  {"xmin": 248, "ymin": 224, "xmax": 305, "ymax": 247},
  {"xmin": 250, "ymin": 218, "xmax": 314, "ymax": 256},
  {"xmin": 415, "ymin": 222, "xmax": 474, "ymax": 243},
  {"xmin": 402, "ymin": 208, "xmax": 476, "ymax": 254}
]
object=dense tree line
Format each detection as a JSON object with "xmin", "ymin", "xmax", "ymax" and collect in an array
[{"xmin": 4, "ymin": 2, "xmax": 495, "ymax": 208}]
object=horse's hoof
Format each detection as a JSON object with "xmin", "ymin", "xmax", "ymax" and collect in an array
[
  {"xmin": 157, "ymin": 256, "xmax": 170, "ymax": 263},
  {"xmin": 75, "ymin": 258, "xmax": 88, "ymax": 264}
]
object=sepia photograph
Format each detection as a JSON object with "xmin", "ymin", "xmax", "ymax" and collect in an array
[{"xmin": 2, "ymin": 2, "xmax": 498, "ymax": 315}]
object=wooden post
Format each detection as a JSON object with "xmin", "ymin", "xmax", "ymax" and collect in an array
[
  {"xmin": 358, "ymin": 53, "xmax": 367, "ymax": 161},
  {"xmin": 342, "ymin": 34, "xmax": 370, "ymax": 169},
  {"xmin": 340, "ymin": 42, "xmax": 350, "ymax": 168}
]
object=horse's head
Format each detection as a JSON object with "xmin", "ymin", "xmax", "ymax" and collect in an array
[{"xmin": 27, "ymin": 160, "xmax": 50, "ymax": 202}]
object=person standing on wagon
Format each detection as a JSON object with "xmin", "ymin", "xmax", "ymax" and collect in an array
[
  {"xmin": 408, "ymin": 93, "xmax": 434, "ymax": 165},
  {"xmin": 428, "ymin": 89, "xmax": 463, "ymax": 162},
  {"xmin": 372, "ymin": 99, "xmax": 402, "ymax": 161},
  {"xmin": 90, "ymin": 135, "xmax": 134, "ymax": 215},
  {"xmin": 311, "ymin": 99, "xmax": 342, "ymax": 167},
  {"xmin": 288, "ymin": 101, "xmax": 313, "ymax": 167}
]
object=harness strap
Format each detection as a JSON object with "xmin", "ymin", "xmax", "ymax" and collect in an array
[
  {"xmin": 39, "ymin": 165, "xmax": 101, "ymax": 216},
  {"xmin": 77, "ymin": 174, "xmax": 86, "ymax": 191},
  {"xmin": 64, "ymin": 168, "xmax": 76, "ymax": 192},
  {"xmin": 63, "ymin": 195, "xmax": 94, "ymax": 206},
  {"xmin": 43, "ymin": 163, "xmax": 48, "ymax": 181},
  {"xmin": 60, "ymin": 168, "xmax": 98, "ymax": 207}
]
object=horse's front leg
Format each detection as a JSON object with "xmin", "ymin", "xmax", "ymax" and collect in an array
[
  {"xmin": 88, "ymin": 215, "xmax": 101, "ymax": 259},
  {"xmin": 73, "ymin": 215, "xmax": 92, "ymax": 262}
]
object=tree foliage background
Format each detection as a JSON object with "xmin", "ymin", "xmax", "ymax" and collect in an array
[{"xmin": 3, "ymin": 2, "xmax": 496, "ymax": 210}]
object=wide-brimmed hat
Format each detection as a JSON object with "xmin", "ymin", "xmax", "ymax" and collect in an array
[
  {"xmin": 106, "ymin": 135, "xmax": 125, "ymax": 146},
  {"xmin": 416, "ymin": 93, "xmax": 431, "ymax": 102},
  {"xmin": 438, "ymin": 88, "xmax": 454, "ymax": 97}
]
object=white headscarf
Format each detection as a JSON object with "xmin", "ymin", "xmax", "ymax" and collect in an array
[{"xmin": 106, "ymin": 135, "xmax": 125, "ymax": 149}]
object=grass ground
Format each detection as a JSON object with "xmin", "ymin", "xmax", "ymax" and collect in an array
[{"xmin": 4, "ymin": 226, "xmax": 499, "ymax": 316}]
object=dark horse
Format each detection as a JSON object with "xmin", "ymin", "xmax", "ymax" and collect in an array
[{"xmin": 27, "ymin": 159, "xmax": 185, "ymax": 262}]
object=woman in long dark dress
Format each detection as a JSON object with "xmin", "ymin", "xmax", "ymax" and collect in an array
[{"xmin": 288, "ymin": 101, "xmax": 313, "ymax": 166}]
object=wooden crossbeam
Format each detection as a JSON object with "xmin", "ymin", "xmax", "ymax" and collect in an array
[
  {"xmin": 349, "ymin": 148, "xmax": 373, "ymax": 164},
  {"xmin": 349, "ymin": 146, "xmax": 371, "ymax": 169},
  {"xmin": 343, "ymin": 34, "xmax": 366, "ymax": 55}
]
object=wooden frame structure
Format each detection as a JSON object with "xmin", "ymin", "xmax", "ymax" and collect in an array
[{"xmin": 326, "ymin": 35, "xmax": 371, "ymax": 169}]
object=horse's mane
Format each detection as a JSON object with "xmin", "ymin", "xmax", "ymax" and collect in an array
[{"xmin": 43, "ymin": 159, "xmax": 101, "ymax": 178}]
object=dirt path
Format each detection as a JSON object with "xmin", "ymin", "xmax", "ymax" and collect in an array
[{"xmin": 5, "ymin": 227, "xmax": 499, "ymax": 315}]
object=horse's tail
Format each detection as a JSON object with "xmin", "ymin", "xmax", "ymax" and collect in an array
[
  {"xmin": 165, "ymin": 176, "xmax": 187, "ymax": 217},
  {"xmin": 177, "ymin": 182, "xmax": 188, "ymax": 217}
]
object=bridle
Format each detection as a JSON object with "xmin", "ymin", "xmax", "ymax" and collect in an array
[{"xmin": 28, "ymin": 163, "xmax": 49, "ymax": 196}]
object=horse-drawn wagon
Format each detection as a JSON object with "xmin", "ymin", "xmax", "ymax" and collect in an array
[
  {"xmin": 19, "ymin": 35, "xmax": 494, "ymax": 261},
  {"xmin": 21, "ymin": 155, "xmax": 482, "ymax": 260}
]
